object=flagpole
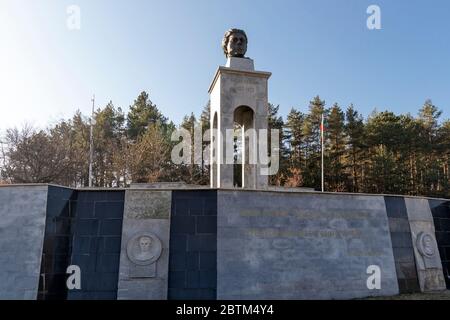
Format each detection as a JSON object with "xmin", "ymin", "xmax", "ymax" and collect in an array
[
  {"xmin": 321, "ymin": 113, "xmax": 324, "ymax": 192},
  {"xmin": 88, "ymin": 95, "xmax": 95, "ymax": 187}
]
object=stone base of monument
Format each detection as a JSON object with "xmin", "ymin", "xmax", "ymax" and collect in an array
[
  {"xmin": 225, "ymin": 57, "xmax": 255, "ymax": 70},
  {"xmin": 0, "ymin": 184, "xmax": 449, "ymax": 300}
]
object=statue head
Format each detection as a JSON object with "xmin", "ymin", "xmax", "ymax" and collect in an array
[{"xmin": 222, "ymin": 28, "xmax": 248, "ymax": 58}]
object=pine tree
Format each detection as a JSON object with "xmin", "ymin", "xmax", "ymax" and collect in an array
[
  {"xmin": 326, "ymin": 103, "xmax": 346, "ymax": 191},
  {"xmin": 302, "ymin": 96, "xmax": 326, "ymax": 189},
  {"xmin": 365, "ymin": 111, "xmax": 404, "ymax": 194},
  {"xmin": 344, "ymin": 104, "xmax": 365, "ymax": 192},
  {"xmin": 127, "ymin": 91, "xmax": 167, "ymax": 140},
  {"xmin": 181, "ymin": 112, "xmax": 197, "ymax": 179},
  {"xmin": 128, "ymin": 123, "xmax": 170, "ymax": 183},
  {"xmin": 70, "ymin": 111, "xmax": 90, "ymax": 186},
  {"xmin": 285, "ymin": 108, "xmax": 305, "ymax": 186},
  {"xmin": 267, "ymin": 104, "xmax": 287, "ymax": 185},
  {"xmin": 417, "ymin": 100, "xmax": 442, "ymax": 195},
  {"xmin": 93, "ymin": 102, "xmax": 125, "ymax": 187},
  {"xmin": 438, "ymin": 120, "xmax": 450, "ymax": 195},
  {"xmin": 198, "ymin": 101, "xmax": 211, "ymax": 183},
  {"xmin": 200, "ymin": 101, "xmax": 210, "ymax": 131}
]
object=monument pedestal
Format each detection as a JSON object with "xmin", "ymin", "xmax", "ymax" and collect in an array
[
  {"xmin": 225, "ymin": 57, "xmax": 255, "ymax": 70},
  {"xmin": 209, "ymin": 57, "xmax": 271, "ymax": 189}
]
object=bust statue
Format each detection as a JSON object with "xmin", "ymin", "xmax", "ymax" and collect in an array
[{"xmin": 222, "ymin": 28, "xmax": 248, "ymax": 58}]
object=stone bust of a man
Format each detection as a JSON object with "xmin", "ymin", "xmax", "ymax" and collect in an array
[{"xmin": 222, "ymin": 28, "xmax": 248, "ymax": 58}]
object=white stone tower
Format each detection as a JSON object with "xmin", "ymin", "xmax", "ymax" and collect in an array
[{"xmin": 209, "ymin": 29, "xmax": 271, "ymax": 189}]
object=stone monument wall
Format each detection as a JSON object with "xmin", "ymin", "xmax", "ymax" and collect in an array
[
  {"xmin": 217, "ymin": 190, "xmax": 399, "ymax": 299},
  {"xmin": 0, "ymin": 185, "xmax": 48, "ymax": 299},
  {"xmin": 1, "ymin": 184, "xmax": 450, "ymax": 300}
]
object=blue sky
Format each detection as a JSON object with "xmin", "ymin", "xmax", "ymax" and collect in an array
[{"xmin": 1, "ymin": 0, "xmax": 449, "ymax": 130}]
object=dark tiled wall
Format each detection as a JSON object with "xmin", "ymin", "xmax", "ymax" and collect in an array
[
  {"xmin": 38, "ymin": 186, "xmax": 75, "ymax": 300},
  {"xmin": 38, "ymin": 188, "xmax": 125, "ymax": 300},
  {"xmin": 384, "ymin": 196, "xmax": 420, "ymax": 293},
  {"xmin": 67, "ymin": 191, "xmax": 124, "ymax": 300},
  {"xmin": 429, "ymin": 200, "xmax": 450, "ymax": 288},
  {"xmin": 168, "ymin": 190, "xmax": 217, "ymax": 300}
]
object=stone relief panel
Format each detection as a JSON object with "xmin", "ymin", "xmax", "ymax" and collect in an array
[
  {"xmin": 117, "ymin": 190, "xmax": 171, "ymax": 299},
  {"xmin": 416, "ymin": 232, "xmax": 438, "ymax": 260},
  {"xmin": 127, "ymin": 233, "xmax": 163, "ymax": 266},
  {"xmin": 126, "ymin": 232, "xmax": 163, "ymax": 278},
  {"xmin": 405, "ymin": 198, "xmax": 446, "ymax": 292}
]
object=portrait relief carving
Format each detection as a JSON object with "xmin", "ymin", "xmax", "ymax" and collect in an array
[
  {"xmin": 127, "ymin": 232, "xmax": 163, "ymax": 266},
  {"xmin": 416, "ymin": 232, "xmax": 436, "ymax": 258}
]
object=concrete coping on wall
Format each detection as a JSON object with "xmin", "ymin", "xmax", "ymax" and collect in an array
[
  {"xmin": 0, "ymin": 183, "xmax": 67, "ymax": 189},
  {"xmin": 129, "ymin": 182, "xmax": 210, "ymax": 189},
  {"xmin": 0, "ymin": 183, "xmax": 51, "ymax": 187},
  {"xmin": 0, "ymin": 183, "xmax": 124, "ymax": 191},
  {"xmin": 0, "ymin": 183, "xmax": 448, "ymax": 201},
  {"xmin": 217, "ymin": 188, "xmax": 450, "ymax": 202}
]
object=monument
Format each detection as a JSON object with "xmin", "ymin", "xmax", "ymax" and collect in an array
[
  {"xmin": 0, "ymin": 29, "xmax": 449, "ymax": 301},
  {"xmin": 209, "ymin": 28, "xmax": 272, "ymax": 189}
]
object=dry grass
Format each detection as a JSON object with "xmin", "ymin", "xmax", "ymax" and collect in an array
[{"xmin": 365, "ymin": 290, "xmax": 450, "ymax": 300}]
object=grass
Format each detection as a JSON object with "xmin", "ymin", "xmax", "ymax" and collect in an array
[{"xmin": 366, "ymin": 290, "xmax": 450, "ymax": 300}]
